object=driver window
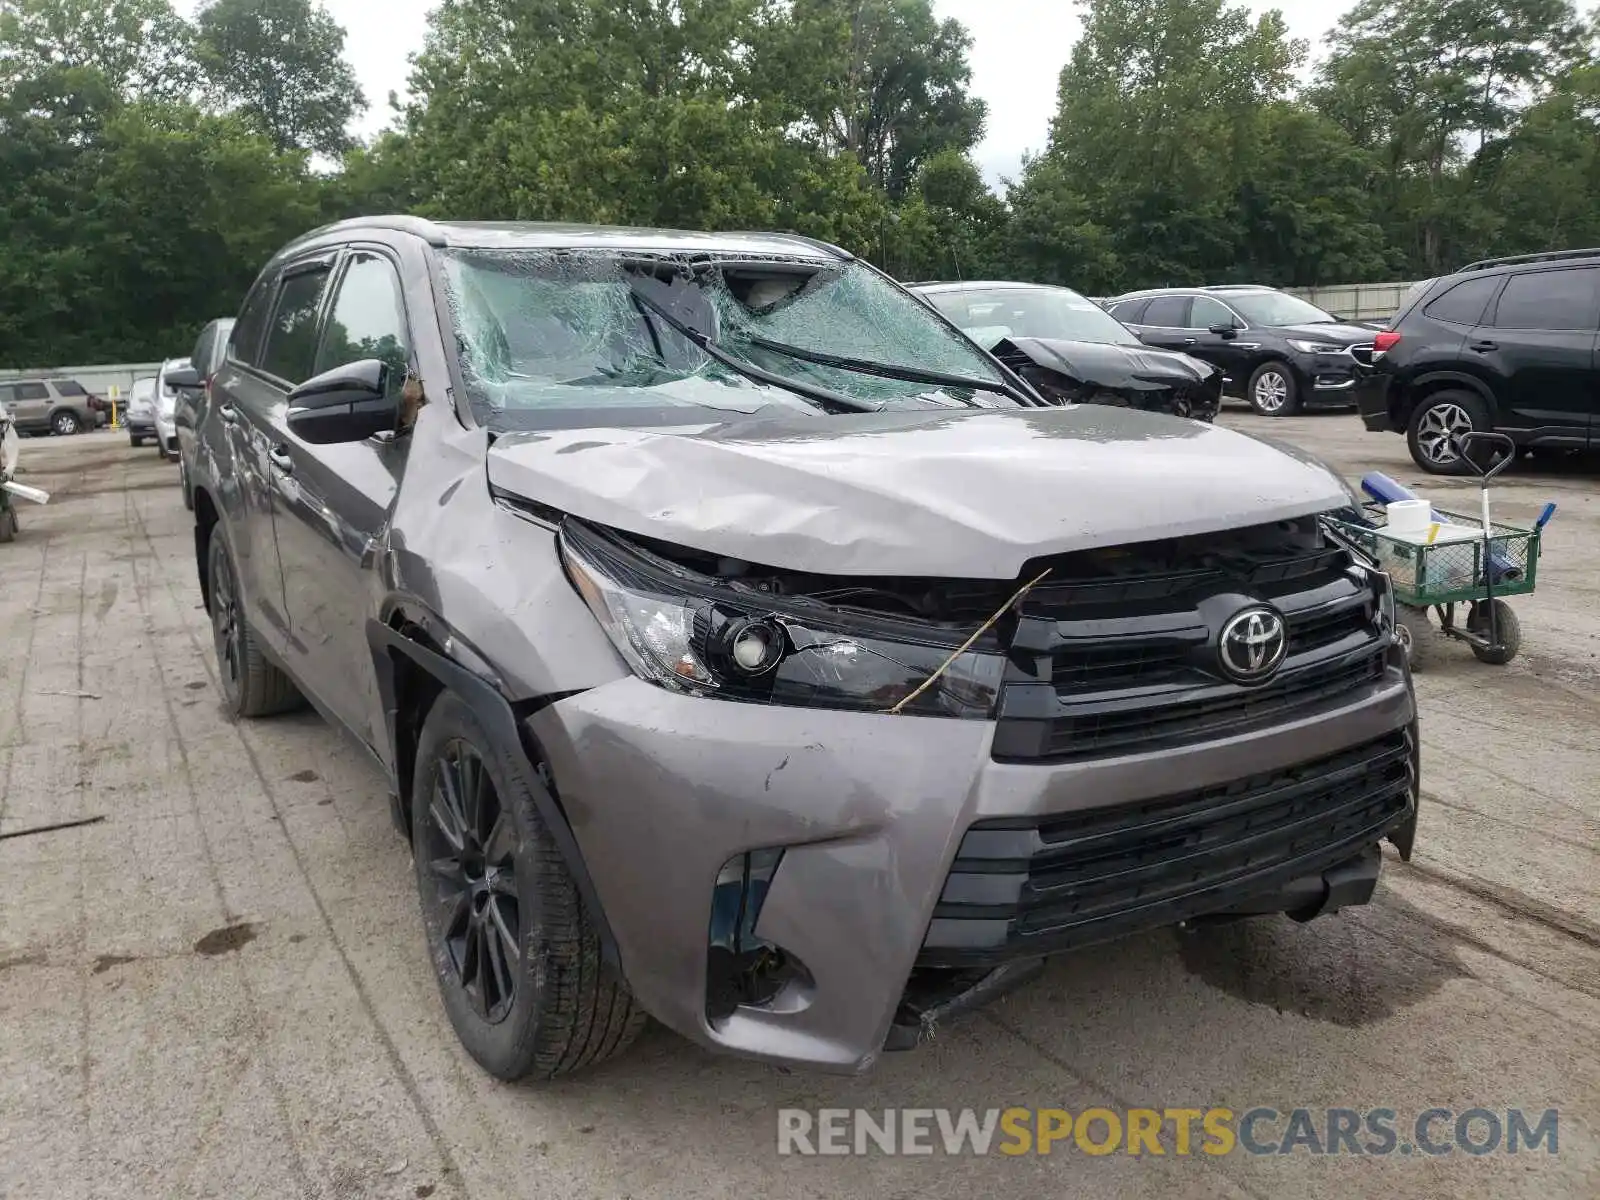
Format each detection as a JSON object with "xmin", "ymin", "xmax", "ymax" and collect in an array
[
  {"xmin": 1190, "ymin": 296, "xmax": 1238, "ymax": 329},
  {"xmin": 316, "ymin": 253, "xmax": 411, "ymax": 395}
]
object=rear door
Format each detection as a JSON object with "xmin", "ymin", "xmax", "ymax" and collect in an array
[
  {"xmin": 10, "ymin": 382, "xmax": 50, "ymax": 429},
  {"xmin": 272, "ymin": 247, "xmax": 413, "ymax": 748},
  {"xmin": 1473, "ymin": 266, "xmax": 1600, "ymax": 444},
  {"xmin": 216, "ymin": 256, "xmax": 338, "ymax": 650},
  {"xmin": 1126, "ymin": 295, "xmax": 1194, "ymax": 353}
]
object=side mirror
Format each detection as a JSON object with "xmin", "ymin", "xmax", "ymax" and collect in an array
[
  {"xmin": 165, "ymin": 365, "xmax": 203, "ymax": 391},
  {"xmin": 286, "ymin": 359, "xmax": 398, "ymax": 444},
  {"xmin": 1208, "ymin": 322, "xmax": 1238, "ymax": 339}
]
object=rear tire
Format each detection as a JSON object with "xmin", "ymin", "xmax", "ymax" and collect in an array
[
  {"xmin": 206, "ymin": 529, "xmax": 303, "ymax": 717},
  {"xmin": 0, "ymin": 508, "xmax": 17, "ymax": 543},
  {"xmin": 130, "ymin": 435, "xmax": 144, "ymax": 447},
  {"xmin": 1407, "ymin": 390, "xmax": 1489, "ymax": 476},
  {"xmin": 412, "ymin": 692, "xmax": 646, "ymax": 1081},
  {"xmin": 1247, "ymin": 362, "xmax": 1300, "ymax": 415},
  {"xmin": 51, "ymin": 410, "xmax": 81, "ymax": 436}
]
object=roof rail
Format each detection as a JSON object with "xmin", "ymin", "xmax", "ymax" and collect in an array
[
  {"xmin": 1201, "ymin": 283, "xmax": 1271, "ymax": 291},
  {"xmin": 1459, "ymin": 247, "xmax": 1600, "ymax": 272}
]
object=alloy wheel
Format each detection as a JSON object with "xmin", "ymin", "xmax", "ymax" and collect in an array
[
  {"xmin": 53, "ymin": 412, "xmax": 79, "ymax": 435},
  {"xmin": 1415, "ymin": 402, "xmax": 1473, "ymax": 467},
  {"xmin": 424, "ymin": 742, "xmax": 521, "ymax": 1024},
  {"xmin": 210, "ymin": 547, "xmax": 243, "ymax": 695},
  {"xmin": 1253, "ymin": 371, "xmax": 1288, "ymax": 413}
]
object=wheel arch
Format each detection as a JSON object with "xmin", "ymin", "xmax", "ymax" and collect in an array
[
  {"xmin": 193, "ymin": 485, "xmax": 220, "ymax": 614},
  {"xmin": 1392, "ymin": 371, "xmax": 1498, "ymax": 428},
  {"xmin": 366, "ymin": 612, "xmax": 622, "ymax": 971}
]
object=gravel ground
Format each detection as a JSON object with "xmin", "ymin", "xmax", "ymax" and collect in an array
[{"xmin": 1, "ymin": 412, "xmax": 1596, "ymax": 1200}]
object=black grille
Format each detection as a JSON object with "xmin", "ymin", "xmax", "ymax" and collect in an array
[
  {"xmin": 992, "ymin": 534, "xmax": 1392, "ymax": 762},
  {"xmin": 919, "ymin": 729, "xmax": 1416, "ymax": 967}
]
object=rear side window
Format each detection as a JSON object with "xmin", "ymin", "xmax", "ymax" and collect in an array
[
  {"xmin": 1490, "ymin": 267, "xmax": 1600, "ymax": 331},
  {"xmin": 1422, "ymin": 276, "xmax": 1498, "ymax": 325},
  {"xmin": 53, "ymin": 380, "xmax": 87, "ymax": 396},
  {"xmin": 15, "ymin": 382, "xmax": 49, "ymax": 400},
  {"xmin": 231, "ymin": 276, "xmax": 276, "ymax": 367},
  {"xmin": 1109, "ymin": 298, "xmax": 1149, "ymax": 322},
  {"xmin": 260, "ymin": 266, "xmax": 333, "ymax": 384},
  {"xmin": 1142, "ymin": 296, "xmax": 1190, "ymax": 327}
]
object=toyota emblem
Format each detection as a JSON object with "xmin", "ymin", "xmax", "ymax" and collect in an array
[{"xmin": 1218, "ymin": 607, "xmax": 1288, "ymax": 683}]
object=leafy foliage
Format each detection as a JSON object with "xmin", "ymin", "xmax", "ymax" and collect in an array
[
  {"xmin": 2, "ymin": 0, "xmax": 1599, "ymax": 370},
  {"xmin": 194, "ymin": 0, "xmax": 367, "ymax": 154}
]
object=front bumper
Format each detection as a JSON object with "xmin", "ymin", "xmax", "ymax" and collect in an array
[
  {"xmin": 531, "ymin": 652, "xmax": 1417, "ymax": 1072},
  {"xmin": 1292, "ymin": 352, "xmax": 1368, "ymax": 405}
]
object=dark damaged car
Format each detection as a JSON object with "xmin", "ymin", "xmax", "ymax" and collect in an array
[
  {"xmin": 191, "ymin": 218, "xmax": 1418, "ymax": 1079},
  {"xmin": 912, "ymin": 280, "xmax": 1223, "ymax": 421}
]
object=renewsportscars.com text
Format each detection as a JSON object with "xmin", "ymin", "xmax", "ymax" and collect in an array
[{"xmin": 776, "ymin": 1106, "xmax": 1560, "ymax": 1157}]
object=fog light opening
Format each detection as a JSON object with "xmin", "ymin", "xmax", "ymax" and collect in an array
[{"xmin": 705, "ymin": 849, "xmax": 804, "ymax": 1022}]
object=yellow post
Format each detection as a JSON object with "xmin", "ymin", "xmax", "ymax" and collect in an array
[{"xmin": 109, "ymin": 385, "xmax": 120, "ymax": 430}]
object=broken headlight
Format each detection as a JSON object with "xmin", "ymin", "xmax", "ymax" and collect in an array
[{"xmin": 558, "ymin": 521, "xmax": 1004, "ymax": 717}]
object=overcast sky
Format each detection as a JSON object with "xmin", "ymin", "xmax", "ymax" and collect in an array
[{"xmin": 255, "ymin": 0, "xmax": 1342, "ymax": 187}]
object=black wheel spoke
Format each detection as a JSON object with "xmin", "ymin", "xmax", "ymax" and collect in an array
[
  {"xmin": 437, "ymin": 756, "xmax": 470, "ymax": 846},
  {"xmin": 429, "ymin": 789, "xmax": 465, "ymax": 853},
  {"xmin": 442, "ymin": 888, "xmax": 472, "ymax": 942},
  {"xmin": 462, "ymin": 753, "xmax": 486, "ymax": 843},
  {"xmin": 487, "ymin": 894, "xmax": 520, "ymax": 963},
  {"xmin": 482, "ymin": 809, "xmax": 515, "ymax": 868},
  {"xmin": 483, "ymin": 918, "xmax": 515, "ymax": 1010}
]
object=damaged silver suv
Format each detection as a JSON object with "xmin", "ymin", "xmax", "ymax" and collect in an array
[{"xmin": 191, "ymin": 218, "xmax": 1417, "ymax": 1079}]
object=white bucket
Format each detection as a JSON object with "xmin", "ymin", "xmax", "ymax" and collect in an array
[{"xmin": 1385, "ymin": 498, "xmax": 1432, "ymax": 535}]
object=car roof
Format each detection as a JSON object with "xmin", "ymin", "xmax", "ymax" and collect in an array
[
  {"xmin": 273, "ymin": 216, "xmax": 852, "ymax": 263},
  {"xmin": 1112, "ymin": 285, "xmax": 1281, "ymax": 301},
  {"xmin": 906, "ymin": 280, "xmax": 1078, "ymax": 293}
]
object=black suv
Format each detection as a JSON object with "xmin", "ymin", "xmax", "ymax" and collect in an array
[
  {"xmin": 1107, "ymin": 286, "xmax": 1377, "ymax": 416},
  {"xmin": 1357, "ymin": 249, "xmax": 1600, "ymax": 474}
]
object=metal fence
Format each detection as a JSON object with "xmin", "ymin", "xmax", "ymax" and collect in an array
[
  {"xmin": 1283, "ymin": 282, "xmax": 1420, "ymax": 322},
  {"xmin": 0, "ymin": 362, "xmax": 163, "ymax": 399}
]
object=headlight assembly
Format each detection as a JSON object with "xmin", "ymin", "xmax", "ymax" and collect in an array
[
  {"xmin": 558, "ymin": 520, "xmax": 1004, "ymax": 718},
  {"xmin": 1287, "ymin": 339, "xmax": 1348, "ymax": 355}
]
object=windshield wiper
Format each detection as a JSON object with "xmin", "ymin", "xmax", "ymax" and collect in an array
[
  {"xmin": 735, "ymin": 333, "xmax": 1040, "ymax": 407},
  {"xmin": 624, "ymin": 282, "xmax": 881, "ymax": 415}
]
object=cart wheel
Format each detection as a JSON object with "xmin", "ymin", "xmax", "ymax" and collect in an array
[
  {"xmin": 0, "ymin": 508, "xmax": 16, "ymax": 544},
  {"xmin": 1467, "ymin": 600, "xmax": 1521, "ymax": 665}
]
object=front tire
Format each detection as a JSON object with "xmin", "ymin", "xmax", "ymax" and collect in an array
[
  {"xmin": 206, "ymin": 530, "xmax": 303, "ymax": 717},
  {"xmin": 1395, "ymin": 604, "xmax": 1434, "ymax": 672},
  {"xmin": 1247, "ymin": 362, "xmax": 1300, "ymax": 416},
  {"xmin": 412, "ymin": 692, "xmax": 646, "ymax": 1081},
  {"xmin": 1407, "ymin": 390, "xmax": 1489, "ymax": 475}
]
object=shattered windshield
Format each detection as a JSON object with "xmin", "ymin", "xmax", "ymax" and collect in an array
[{"xmin": 438, "ymin": 249, "xmax": 1010, "ymax": 430}]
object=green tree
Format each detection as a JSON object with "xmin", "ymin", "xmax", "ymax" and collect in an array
[
  {"xmin": 194, "ymin": 0, "xmax": 366, "ymax": 154},
  {"xmin": 1311, "ymin": 0, "xmax": 1589, "ymax": 272},
  {"xmin": 754, "ymin": 0, "xmax": 987, "ymax": 199},
  {"xmin": 0, "ymin": 0, "xmax": 193, "ymax": 98},
  {"xmin": 1010, "ymin": 0, "xmax": 1307, "ymax": 289}
]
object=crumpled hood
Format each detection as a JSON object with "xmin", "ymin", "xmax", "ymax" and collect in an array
[
  {"xmin": 486, "ymin": 407, "xmax": 1348, "ymax": 579},
  {"xmin": 995, "ymin": 336, "xmax": 1217, "ymax": 390}
]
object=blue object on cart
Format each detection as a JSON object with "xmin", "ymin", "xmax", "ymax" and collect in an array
[
  {"xmin": 1534, "ymin": 501, "xmax": 1557, "ymax": 530},
  {"xmin": 1359, "ymin": 471, "xmax": 1521, "ymax": 584}
]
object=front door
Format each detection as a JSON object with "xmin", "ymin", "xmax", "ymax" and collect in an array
[
  {"xmin": 1186, "ymin": 295, "xmax": 1254, "ymax": 390},
  {"xmin": 273, "ymin": 249, "xmax": 413, "ymax": 750},
  {"xmin": 1473, "ymin": 265, "xmax": 1600, "ymax": 444}
]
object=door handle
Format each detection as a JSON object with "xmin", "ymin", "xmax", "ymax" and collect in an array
[
  {"xmin": 1468, "ymin": 340, "xmax": 1498, "ymax": 353},
  {"xmin": 268, "ymin": 445, "xmax": 294, "ymax": 474},
  {"xmin": 217, "ymin": 403, "xmax": 238, "ymax": 424},
  {"xmin": 1181, "ymin": 338, "xmax": 1197, "ymax": 346}
]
